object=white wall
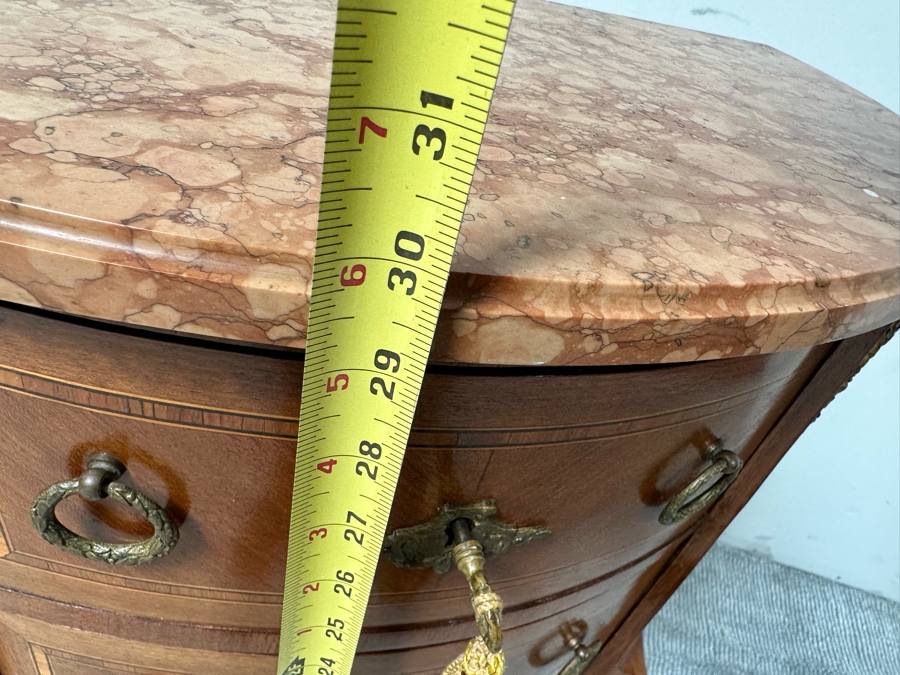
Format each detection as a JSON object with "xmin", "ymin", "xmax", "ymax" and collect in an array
[
  {"xmin": 722, "ymin": 335, "xmax": 899, "ymax": 601},
  {"xmin": 550, "ymin": 0, "xmax": 900, "ymax": 601},
  {"xmin": 549, "ymin": 1, "xmax": 899, "ymax": 113}
]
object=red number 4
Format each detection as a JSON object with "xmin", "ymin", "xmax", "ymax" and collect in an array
[
  {"xmin": 359, "ymin": 116, "xmax": 387, "ymax": 144},
  {"xmin": 317, "ymin": 459, "xmax": 338, "ymax": 474}
]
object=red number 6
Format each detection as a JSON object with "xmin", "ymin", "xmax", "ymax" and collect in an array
[{"xmin": 340, "ymin": 264, "xmax": 366, "ymax": 287}]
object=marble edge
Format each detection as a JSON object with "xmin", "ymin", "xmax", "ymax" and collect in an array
[{"xmin": 1, "ymin": 205, "xmax": 897, "ymax": 365}]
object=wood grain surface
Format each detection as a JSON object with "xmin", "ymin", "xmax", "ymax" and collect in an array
[
  {"xmin": 587, "ymin": 322, "xmax": 898, "ymax": 673},
  {"xmin": 0, "ymin": 301, "xmax": 855, "ymax": 673}
]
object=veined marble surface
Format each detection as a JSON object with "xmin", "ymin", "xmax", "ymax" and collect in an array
[{"xmin": 0, "ymin": 0, "xmax": 897, "ymax": 365}]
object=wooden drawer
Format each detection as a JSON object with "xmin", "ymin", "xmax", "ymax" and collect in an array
[
  {"xmin": 0, "ymin": 302, "xmax": 830, "ymax": 673},
  {"xmin": 0, "ymin": 609, "xmax": 645, "ymax": 675}
]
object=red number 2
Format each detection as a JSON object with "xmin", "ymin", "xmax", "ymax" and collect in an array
[
  {"xmin": 326, "ymin": 374, "xmax": 349, "ymax": 392},
  {"xmin": 359, "ymin": 116, "xmax": 387, "ymax": 144},
  {"xmin": 302, "ymin": 583, "xmax": 320, "ymax": 594}
]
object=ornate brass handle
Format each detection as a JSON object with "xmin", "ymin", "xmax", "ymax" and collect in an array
[
  {"xmin": 450, "ymin": 519, "xmax": 504, "ymax": 654},
  {"xmin": 441, "ymin": 519, "xmax": 506, "ymax": 675},
  {"xmin": 30, "ymin": 452, "xmax": 179, "ymax": 565},
  {"xmin": 659, "ymin": 441, "xmax": 743, "ymax": 526},
  {"xmin": 385, "ymin": 501, "xmax": 550, "ymax": 675}
]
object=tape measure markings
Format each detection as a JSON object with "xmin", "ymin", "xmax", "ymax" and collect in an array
[{"xmin": 278, "ymin": 2, "xmax": 515, "ymax": 674}]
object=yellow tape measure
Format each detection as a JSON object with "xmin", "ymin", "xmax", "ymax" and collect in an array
[{"xmin": 277, "ymin": 2, "xmax": 515, "ymax": 674}]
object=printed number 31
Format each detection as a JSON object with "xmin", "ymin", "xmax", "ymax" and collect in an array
[{"xmin": 412, "ymin": 90, "xmax": 452, "ymax": 161}]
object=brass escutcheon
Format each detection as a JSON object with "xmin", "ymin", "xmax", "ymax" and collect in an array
[
  {"xmin": 30, "ymin": 452, "xmax": 179, "ymax": 565},
  {"xmin": 385, "ymin": 500, "xmax": 550, "ymax": 659},
  {"xmin": 382, "ymin": 499, "xmax": 550, "ymax": 573}
]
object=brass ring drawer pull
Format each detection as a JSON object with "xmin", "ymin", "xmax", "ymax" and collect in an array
[
  {"xmin": 556, "ymin": 621, "xmax": 602, "ymax": 675},
  {"xmin": 659, "ymin": 442, "xmax": 743, "ymax": 526},
  {"xmin": 30, "ymin": 452, "xmax": 179, "ymax": 565}
]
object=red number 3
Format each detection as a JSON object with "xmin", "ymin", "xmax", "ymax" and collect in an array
[{"xmin": 308, "ymin": 528, "xmax": 328, "ymax": 541}]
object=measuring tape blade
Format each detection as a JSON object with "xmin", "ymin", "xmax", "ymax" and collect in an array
[{"xmin": 277, "ymin": 1, "xmax": 515, "ymax": 674}]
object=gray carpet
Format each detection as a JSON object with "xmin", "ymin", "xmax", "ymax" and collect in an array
[{"xmin": 644, "ymin": 544, "xmax": 900, "ymax": 675}]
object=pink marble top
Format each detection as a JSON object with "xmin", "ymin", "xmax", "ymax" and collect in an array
[{"xmin": 0, "ymin": 0, "xmax": 897, "ymax": 365}]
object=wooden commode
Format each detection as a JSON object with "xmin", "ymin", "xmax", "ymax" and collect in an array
[{"xmin": 0, "ymin": 1, "xmax": 897, "ymax": 673}]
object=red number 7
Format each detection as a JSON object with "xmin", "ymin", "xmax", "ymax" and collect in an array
[{"xmin": 359, "ymin": 116, "xmax": 387, "ymax": 144}]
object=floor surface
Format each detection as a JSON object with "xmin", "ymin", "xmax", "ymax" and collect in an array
[{"xmin": 644, "ymin": 544, "xmax": 900, "ymax": 675}]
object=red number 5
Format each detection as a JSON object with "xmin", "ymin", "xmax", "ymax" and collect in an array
[
  {"xmin": 340, "ymin": 264, "xmax": 366, "ymax": 287},
  {"xmin": 326, "ymin": 374, "xmax": 349, "ymax": 392}
]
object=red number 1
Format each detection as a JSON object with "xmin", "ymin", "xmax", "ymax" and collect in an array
[{"xmin": 359, "ymin": 116, "xmax": 387, "ymax": 144}]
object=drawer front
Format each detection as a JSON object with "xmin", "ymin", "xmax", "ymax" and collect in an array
[
  {"xmin": 370, "ymin": 345, "xmax": 829, "ymax": 634},
  {"xmin": 0, "ymin": 385, "xmax": 293, "ymax": 630},
  {"xmin": 0, "ymin": 580, "xmax": 652, "ymax": 675},
  {"xmin": 0, "ymin": 545, "xmax": 663, "ymax": 675},
  {"xmin": 0, "ymin": 613, "xmax": 269, "ymax": 675},
  {"xmin": 0, "ymin": 303, "xmax": 830, "ymax": 670}
]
